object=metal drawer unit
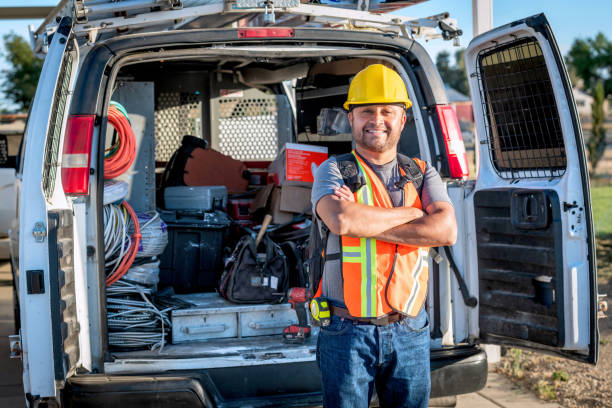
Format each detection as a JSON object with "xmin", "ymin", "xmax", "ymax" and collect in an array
[{"xmin": 171, "ymin": 293, "xmax": 298, "ymax": 344}]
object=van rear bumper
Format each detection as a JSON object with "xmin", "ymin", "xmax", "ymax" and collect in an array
[{"xmin": 63, "ymin": 347, "xmax": 487, "ymax": 407}]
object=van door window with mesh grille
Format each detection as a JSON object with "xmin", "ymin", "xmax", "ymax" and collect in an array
[{"xmin": 477, "ymin": 38, "xmax": 567, "ymax": 178}]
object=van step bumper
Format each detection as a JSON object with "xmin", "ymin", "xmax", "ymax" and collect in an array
[
  {"xmin": 63, "ymin": 348, "xmax": 487, "ymax": 407},
  {"xmin": 430, "ymin": 346, "xmax": 488, "ymax": 398}
]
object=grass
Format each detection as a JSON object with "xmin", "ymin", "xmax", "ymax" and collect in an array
[
  {"xmin": 591, "ymin": 185, "xmax": 612, "ymax": 284},
  {"xmin": 536, "ymin": 381, "xmax": 556, "ymax": 400},
  {"xmin": 591, "ymin": 185, "xmax": 612, "ymax": 237},
  {"xmin": 552, "ymin": 370, "xmax": 570, "ymax": 382}
]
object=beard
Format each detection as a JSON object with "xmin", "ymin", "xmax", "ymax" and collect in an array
[{"xmin": 353, "ymin": 125, "xmax": 402, "ymax": 153}]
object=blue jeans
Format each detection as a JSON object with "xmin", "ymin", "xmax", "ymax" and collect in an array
[{"xmin": 316, "ymin": 308, "xmax": 430, "ymax": 408}]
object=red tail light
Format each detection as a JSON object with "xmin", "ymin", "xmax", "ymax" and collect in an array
[
  {"xmin": 436, "ymin": 105, "xmax": 469, "ymax": 179},
  {"xmin": 62, "ymin": 115, "xmax": 95, "ymax": 195},
  {"xmin": 238, "ymin": 28, "xmax": 294, "ymax": 38}
]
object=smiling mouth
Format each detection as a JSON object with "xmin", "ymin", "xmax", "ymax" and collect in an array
[{"xmin": 365, "ymin": 129, "xmax": 388, "ymax": 136}]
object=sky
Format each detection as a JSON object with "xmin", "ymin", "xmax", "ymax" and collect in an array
[{"xmin": 1, "ymin": 0, "xmax": 612, "ymax": 110}]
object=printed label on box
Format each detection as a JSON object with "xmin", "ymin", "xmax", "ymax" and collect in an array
[{"xmin": 285, "ymin": 143, "xmax": 328, "ymax": 183}]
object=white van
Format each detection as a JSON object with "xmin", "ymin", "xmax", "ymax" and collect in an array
[{"xmin": 10, "ymin": 1, "xmax": 601, "ymax": 406}]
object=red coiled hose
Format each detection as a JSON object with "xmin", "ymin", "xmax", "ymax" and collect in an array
[
  {"xmin": 105, "ymin": 105, "xmax": 136, "ymax": 179},
  {"xmin": 106, "ymin": 200, "xmax": 141, "ymax": 287}
]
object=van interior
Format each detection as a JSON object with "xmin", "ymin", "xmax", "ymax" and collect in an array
[{"xmin": 99, "ymin": 53, "xmax": 434, "ymax": 378}]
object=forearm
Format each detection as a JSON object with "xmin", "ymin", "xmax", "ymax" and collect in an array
[
  {"xmin": 317, "ymin": 197, "xmax": 423, "ymax": 237},
  {"xmin": 375, "ymin": 208, "xmax": 457, "ymax": 247}
]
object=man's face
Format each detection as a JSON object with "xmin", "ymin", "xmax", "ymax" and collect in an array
[{"xmin": 348, "ymin": 104, "xmax": 406, "ymax": 153}]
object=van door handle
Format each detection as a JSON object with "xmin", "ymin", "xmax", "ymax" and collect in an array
[
  {"xmin": 511, "ymin": 190, "xmax": 549, "ymax": 230},
  {"xmin": 183, "ymin": 324, "xmax": 226, "ymax": 334},
  {"xmin": 248, "ymin": 320, "xmax": 294, "ymax": 330}
]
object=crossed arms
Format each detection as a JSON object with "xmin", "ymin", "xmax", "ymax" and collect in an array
[{"xmin": 315, "ymin": 185, "xmax": 457, "ymax": 247}]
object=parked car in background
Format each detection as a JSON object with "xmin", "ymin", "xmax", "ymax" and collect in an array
[{"xmin": 0, "ymin": 114, "xmax": 25, "ymax": 260}]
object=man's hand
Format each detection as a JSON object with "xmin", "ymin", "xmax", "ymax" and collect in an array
[
  {"xmin": 375, "ymin": 201, "xmax": 457, "ymax": 247},
  {"xmin": 316, "ymin": 187, "xmax": 424, "ymax": 238},
  {"xmin": 318, "ymin": 183, "xmax": 457, "ymax": 247},
  {"xmin": 332, "ymin": 185, "xmax": 355, "ymax": 202}
]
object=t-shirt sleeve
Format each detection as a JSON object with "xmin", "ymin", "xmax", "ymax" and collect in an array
[
  {"xmin": 311, "ymin": 157, "xmax": 344, "ymax": 215},
  {"xmin": 420, "ymin": 163, "xmax": 452, "ymax": 210}
]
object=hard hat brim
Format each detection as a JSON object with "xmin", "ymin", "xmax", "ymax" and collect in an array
[{"xmin": 344, "ymin": 100, "xmax": 412, "ymax": 111}]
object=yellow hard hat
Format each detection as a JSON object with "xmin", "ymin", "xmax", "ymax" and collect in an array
[{"xmin": 343, "ymin": 64, "xmax": 412, "ymax": 111}]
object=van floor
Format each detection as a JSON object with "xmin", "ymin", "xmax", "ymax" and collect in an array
[
  {"xmin": 108, "ymin": 291, "xmax": 317, "ymax": 360},
  {"xmin": 109, "ymin": 333, "xmax": 317, "ymax": 360}
]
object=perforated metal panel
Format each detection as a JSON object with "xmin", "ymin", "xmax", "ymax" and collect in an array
[
  {"xmin": 155, "ymin": 92, "xmax": 203, "ymax": 161},
  {"xmin": 212, "ymin": 90, "xmax": 280, "ymax": 161},
  {"xmin": 111, "ymin": 81, "xmax": 156, "ymax": 211}
]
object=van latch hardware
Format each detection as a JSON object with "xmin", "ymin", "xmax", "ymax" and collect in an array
[
  {"xmin": 9, "ymin": 334, "xmax": 22, "ymax": 359},
  {"xmin": 32, "ymin": 222, "xmax": 47, "ymax": 242},
  {"xmin": 563, "ymin": 201, "xmax": 578, "ymax": 212},
  {"xmin": 259, "ymin": 352, "xmax": 284, "ymax": 360}
]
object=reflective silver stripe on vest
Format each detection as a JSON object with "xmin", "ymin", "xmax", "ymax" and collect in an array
[{"xmin": 403, "ymin": 248, "xmax": 427, "ymax": 314}]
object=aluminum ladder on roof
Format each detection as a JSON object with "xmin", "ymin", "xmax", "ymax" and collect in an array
[{"xmin": 30, "ymin": 0, "xmax": 461, "ymax": 54}]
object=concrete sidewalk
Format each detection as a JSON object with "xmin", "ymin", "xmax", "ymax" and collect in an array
[{"xmin": 0, "ymin": 260, "xmax": 561, "ymax": 408}]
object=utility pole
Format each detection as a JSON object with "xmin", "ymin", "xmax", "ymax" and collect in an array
[{"xmin": 472, "ymin": 0, "xmax": 493, "ymax": 36}]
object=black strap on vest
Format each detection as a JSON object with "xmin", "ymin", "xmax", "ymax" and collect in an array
[
  {"xmin": 313, "ymin": 152, "xmax": 426, "ymax": 292},
  {"xmin": 336, "ymin": 152, "xmax": 424, "ymax": 195},
  {"xmin": 396, "ymin": 154, "xmax": 424, "ymax": 196}
]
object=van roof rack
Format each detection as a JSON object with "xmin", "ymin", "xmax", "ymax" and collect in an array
[{"xmin": 30, "ymin": 0, "xmax": 461, "ymax": 54}]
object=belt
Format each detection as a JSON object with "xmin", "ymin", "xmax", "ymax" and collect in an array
[{"xmin": 329, "ymin": 305, "xmax": 404, "ymax": 326}]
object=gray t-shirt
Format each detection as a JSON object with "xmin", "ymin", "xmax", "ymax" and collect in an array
[
  {"xmin": 312, "ymin": 155, "xmax": 451, "ymax": 215},
  {"xmin": 310, "ymin": 154, "xmax": 452, "ymax": 307}
]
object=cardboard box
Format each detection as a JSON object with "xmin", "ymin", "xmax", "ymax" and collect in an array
[
  {"xmin": 268, "ymin": 143, "xmax": 328, "ymax": 186},
  {"xmin": 270, "ymin": 187, "xmax": 294, "ymax": 224},
  {"xmin": 251, "ymin": 183, "xmax": 312, "ymax": 225},
  {"xmin": 279, "ymin": 185, "xmax": 312, "ymax": 215},
  {"xmin": 251, "ymin": 183, "xmax": 275, "ymax": 214}
]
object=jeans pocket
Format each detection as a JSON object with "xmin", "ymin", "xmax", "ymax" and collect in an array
[
  {"xmin": 320, "ymin": 316, "xmax": 350, "ymax": 336},
  {"xmin": 401, "ymin": 309, "xmax": 429, "ymax": 333}
]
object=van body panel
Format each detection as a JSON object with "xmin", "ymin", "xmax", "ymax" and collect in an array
[
  {"xmin": 465, "ymin": 14, "xmax": 598, "ymax": 363},
  {"xmin": 18, "ymin": 16, "xmax": 87, "ymax": 400},
  {"xmin": 18, "ymin": 7, "xmax": 598, "ymax": 407}
]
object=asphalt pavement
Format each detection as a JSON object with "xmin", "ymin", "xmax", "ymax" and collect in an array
[{"xmin": 0, "ymin": 260, "xmax": 560, "ymax": 408}]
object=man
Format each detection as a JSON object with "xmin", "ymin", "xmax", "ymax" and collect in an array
[{"xmin": 311, "ymin": 64, "xmax": 457, "ymax": 408}]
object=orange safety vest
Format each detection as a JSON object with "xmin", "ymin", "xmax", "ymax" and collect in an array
[{"xmin": 340, "ymin": 151, "xmax": 429, "ymax": 318}]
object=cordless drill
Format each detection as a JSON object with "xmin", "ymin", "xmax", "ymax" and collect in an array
[{"xmin": 282, "ymin": 287, "xmax": 311, "ymax": 343}]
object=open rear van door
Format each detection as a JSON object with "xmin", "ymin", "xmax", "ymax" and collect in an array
[
  {"xmin": 465, "ymin": 14, "xmax": 598, "ymax": 363},
  {"xmin": 18, "ymin": 16, "xmax": 90, "ymax": 404}
]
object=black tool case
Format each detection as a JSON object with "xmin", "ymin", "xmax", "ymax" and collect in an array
[{"xmin": 158, "ymin": 209, "xmax": 231, "ymax": 293}]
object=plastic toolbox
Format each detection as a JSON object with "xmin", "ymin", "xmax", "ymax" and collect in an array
[
  {"xmin": 171, "ymin": 293, "xmax": 298, "ymax": 343},
  {"xmin": 164, "ymin": 186, "xmax": 228, "ymax": 211},
  {"xmin": 158, "ymin": 209, "xmax": 231, "ymax": 293}
]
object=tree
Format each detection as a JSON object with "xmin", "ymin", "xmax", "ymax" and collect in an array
[
  {"xmin": 1, "ymin": 33, "xmax": 43, "ymax": 112},
  {"xmin": 566, "ymin": 33, "xmax": 611, "ymax": 175},
  {"xmin": 436, "ymin": 51, "xmax": 453, "ymax": 85},
  {"xmin": 588, "ymin": 81, "xmax": 606, "ymax": 177},
  {"xmin": 566, "ymin": 33, "xmax": 612, "ymax": 96},
  {"xmin": 436, "ymin": 48, "xmax": 469, "ymax": 96}
]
